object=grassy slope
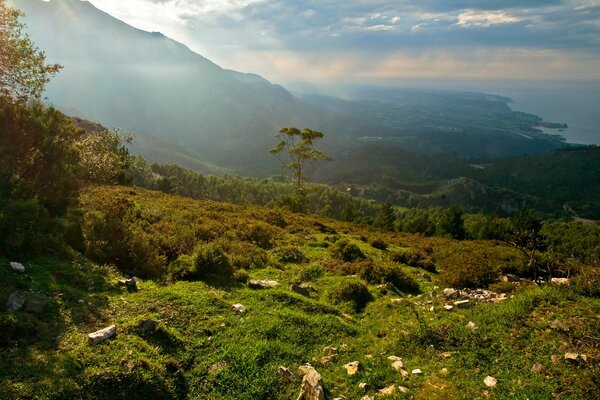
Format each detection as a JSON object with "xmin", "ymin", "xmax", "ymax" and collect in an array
[{"xmin": 1, "ymin": 186, "xmax": 598, "ymax": 399}]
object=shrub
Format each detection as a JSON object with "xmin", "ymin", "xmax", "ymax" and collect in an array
[
  {"xmin": 331, "ymin": 240, "xmax": 366, "ymax": 262},
  {"xmin": 236, "ymin": 221, "xmax": 277, "ymax": 249},
  {"xmin": 194, "ymin": 243, "xmax": 233, "ymax": 279},
  {"xmin": 359, "ymin": 261, "xmax": 420, "ymax": 293},
  {"xmin": 370, "ymin": 239, "xmax": 388, "ymax": 250},
  {"xmin": 328, "ymin": 279, "xmax": 373, "ymax": 312},
  {"xmin": 439, "ymin": 249, "xmax": 499, "ymax": 289},
  {"xmin": 223, "ymin": 241, "xmax": 268, "ymax": 270},
  {"xmin": 572, "ymin": 266, "xmax": 600, "ymax": 298},
  {"xmin": 298, "ymin": 264, "xmax": 325, "ymax": 282},
  {"xmin": 168, "ymin": 254, "xmax": 196, "ymax": 281},
  {"xmin": 233, "ymin": 269, "xmax": 250, "ymax": 284},
  {"xmin": 391, "ymin": 249, "xmax": 436, "ymax": 272},
  {"xmin": 274, "ymin": 246, "xmax": 308, "ymax": 264}
]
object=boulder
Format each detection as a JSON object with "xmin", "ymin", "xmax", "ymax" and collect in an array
[
  {"xmin": 290, "ymin": 283, "xmax": 312, "ymax": 297},
  {"xmin": 249, "ymin": 280, "xmax": 280, "ymax": 289},
  {"xmin": 344, "ymin": 361, "xmax": 360, "ymax": 375},
  {"xmin": 9, "ymin": 262, "xmax": 25, "ymax": 273},
  {"xmin": 297, "ymin": 364, "xmax": 325, "ymax": 400},
  {"xmin": 6, "ymin": 291, "xmax": 27, "ymax": 312},
  {"xmin": 24, "ymin": 293, "xmax": 48, "ymax": 314},
  {"xmin": 232, "ymin": 303, "xmax": 245, "ymax": 313},
  {"xmin": 484, "ymin": 376, "xmax": 497, "ymax": 387},
  {"xmin": 88, "ymin": 325, "xmax": 117, "ymax": 345}
]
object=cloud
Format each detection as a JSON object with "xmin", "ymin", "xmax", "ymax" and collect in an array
[{"xmin": 456, "ymin": 10, "xmax": 524, "ymax": 27}]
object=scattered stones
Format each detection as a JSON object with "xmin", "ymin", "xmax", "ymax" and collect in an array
[
  {"xmin": 88, "ymin": 325, "xmax": 117, "ymax": 345},
  {"xmin": 454, "ymin": 300, "xmax": 470, "ymax": 307},
  {"xmin": 466, "ymin": 321, "xmax": 477, "ymax": 331},
  {"xmin": 298, "ymin": 364, "xmax": 325, "ymax": 400},
  {"xmin": 321, "ymin": 355, "xmax": 336, "ymax": 365},
  {"xmin": 208, "ymin": 361, "xmax": 229, "ymax": 374},
  {"xmin": 378, "ymin": 385, "xmax": 396, "ymax": 396},
  {"xmin": 248, "ymin": 280, "xmax": 279, "ymax": 289},
  {"xmin": 6, "ymin": 291, "xmax": 27, "ymax": 312},
  {"xmin": 484, "ymin": 376, "xmax": 497, "ymax": 387},
  {"xmin": 531, "ymin": 363, "xmax": 543, "ymax": 373},
  {"xmin": 9, "ymin": 262, "xmax": 25, "ymax": 273},
  {"xmin": 443, "ymin": 305, "xmax": 454, "ymax": 311},
  {"xmin": 118, "ymin": 278, "xmax": 138, "ymax": 291},
  {"xmin": 344, "ymin": 361, "xmax": 360, "ymax": 375},
  {"xmin": 323, "ymin": 346, "xmax": 338, "ymax": 356},
  {"xmin": 411, "ymin": 369, "xmax": 422, "ymax": 375},
  {"xmin": 564, "ymin": 353, "xmax": 586, "ymax": 365},
  {"xmin": 551, "ymin": 278, "xmax": 570, "ymax": 285},
  {"xmin": 231, "ymin": 303, "xmax": 245, "ymax": 313},
  {"xmin": 442, "ymin": 288, "xmax": 509, "ymax": 304},
  {"xmin": 278, "ymin": 366, "xmax": 295, "ymax": 380},
  {"xmin": 290, "ymin": 283, "xmax": 312, "ymax": 297},
  {"xmin": 24, "ymin": 293, "xmax": 48, "ymax": 314},
  {"xmin": 443, "ymin": 288, "xmax": 459, "ymax": 299}
]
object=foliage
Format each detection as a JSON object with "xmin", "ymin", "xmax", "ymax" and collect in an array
[
  {"xmin": 439, "ymin": 246, "xmax": 501, "ymax": 288},
  {"xmin": 74, "ymin": 129, "xmax": 133, "ymax": 185},
  {"xmin": 373, "ymin": 201, "xmax": 395, "ymax": 231},
  {"xmin": 330, "ymin": 239, "xmax": 366, "ymax": 262},
  {"xmin": 327, "ymin": 278, "xmax": 373, "ymax": 312},
  {"xmin": 270, "ymin": 127, "xmax": 332, "ymax": 196},
  {"xmin": 358, "ymin": 261, "xmax": 420, "ymax": 293},
  {"xmin": 273, "ymin": 246, "xmax": 307, "ymax": 264},
  {"xmin": 436, "ymin": 205, "xmax": 466, "ymax": 239},
  {"xmin": 0, "ymin": 0, "xmax": 62, "ymax": 102}
]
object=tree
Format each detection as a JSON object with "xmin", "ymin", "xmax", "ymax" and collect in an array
[
  {"xmin": 0, "ymin": 0, "xmax": 61, "ymax": 102},
  {"xmin": 374, "ymin": 201, "xmax": 396, "ymax": 231},
  {"xmin": 270, "ymin": 127, "xmax": 332, "ymax": 194},
  {"xmin": 437, "ymin": 205, "xmax": 466, "ymax": 239}
]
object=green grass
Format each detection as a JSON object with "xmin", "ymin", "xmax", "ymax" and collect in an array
[{"xmin": 1, "ymin": 186, "xmax": 598, "ymax": 399}]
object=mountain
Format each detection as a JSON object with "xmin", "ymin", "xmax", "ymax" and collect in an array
[{"xmin": 10, "ymin": 0, "xmax": 366, "ymax": 174}]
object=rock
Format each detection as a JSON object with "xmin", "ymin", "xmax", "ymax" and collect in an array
[
  {"xmin": 390, "ymin": 298, "xmax": 403, "ymax": 304},
  {"xmin": 388, "ymin": 355, "xmax": 402, "ymax": 362},
  {"xmin": 484, "ymin": 376, "xmax": 497, "ymax": 387},
  {"xmin": 442, "ymin": 352, "xmax": 452, "ymax": 358},
  {"xmin": 321, "ymin": 355, "xmax": 335, "ymax": 365},
  {"xmin": 564, "ymin": 353, "xmax": 586, "ymax": 365},
  {"xmin": 502, "ymin": 274, "xmax": 520, "ymax": 283},
  {"xmin": 378, "ymin": 385, "xmax": 396, "ymax": 396},
  {"xmin": 9, "ymin": 262, "xmax": 25, "ymax": 273},
  {"xmin": 333, "ymin": 397, "xmax": 348, "ymax": 400},
  {"xmin": 6, "ymin": 291, "xmax": 27, "ymax": 312},
  {"xmin": 358, "ymin": 382, "xmax": 371, "ymax": 390},
  {"xmin": 391, "ymin": 360, "xmax": 405, "ymax": 371},
  {"xmin": 531, "ymin": 363, "xmax": 543, "ymax": 373},
  {"xmin": 88, "ymin": 325, "xmax": 117, "ymax": 345},
  {"xmin": 278, "ymin": 366, "xmax": 295, "ymax": 380},
  {"xmin": 290, "ymin": 283, "xmax": 312, "ymax": 297},
  {"xmin": 411, "ymin": 369, "xmax": 423, "ymax": 375},
  {"xmin": 443, "ymin": 305, "xmax": 454, "ymax": 311},
  {"xmin": 297, "ymin": 364, "xmax": 325, "ymax": 400},
  {"xmin": 208, "ymin": 361, "xmax": 229, "ymax": 374},
  {"xmin": 323, "ymin": 346, "xmax": 338, "ymax": 356},
  {"xmin": 118, "ymin": 278, "xmax": 138, "ymax": 291},
  {"xmin": 551, "ymin": 278, "xmax": 570, "ymax": 285},
  {"xmin": 399, "ymin": 369, "xmax": 409, "ymax": 378},
  {"xmin": 551, "ymin": 355, "xmax": 560, "ymax": 364},
  {"xmin": 344, "ymin": 361, "xmax": 360, "ymax": 375},
  {"xmin": 361, "ymin": 397, "xmax": 375, "ymax": 400},
  {"xmin": 466, "ymin": 321, "xmax": 477, "ymax": 331},
  {"xmin": 137, "ymin": 319, "xmax": 158, "ymax": 334},
  {"xmin": 454, "ymin": 300, "xmax": 470, "ymax": 307},
  {"xmin": 443, "ymin": 288, "xmax": 459, "ymax": 299},
  {"xmin": 429, "ymin": 306, "xmax": 435, "ymax": 312},
  {"xmin": 397, "ymin": 386, "xmax": 409, "ymax": 393},
  {"xmin": 24, "ymin": 293, "xmax": 48, "ymax": 314},
  {"xmin": 440, "ymin": 368, "xmax": 449, "ymax": 376},
  {"xmin": 231, "ymin": 303, "xmax": 245, "ymax": 313},
  {"xmin": 248, "ymin": 280, "xmax": 279, "ymax": 289}
]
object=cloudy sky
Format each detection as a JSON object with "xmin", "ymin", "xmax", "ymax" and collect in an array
[{"xmin": 85, "ymin": 0, "xmax": 600, "ymax": 85}]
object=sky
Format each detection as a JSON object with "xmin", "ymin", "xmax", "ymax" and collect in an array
[{"xmin": 79, "ymin": 0, "xmax": 600, "ymax": 86}]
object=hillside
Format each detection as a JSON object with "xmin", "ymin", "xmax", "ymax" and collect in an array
[{"xmin": 1, "ymin": 185, "xmax": 598, "ymax": 399}]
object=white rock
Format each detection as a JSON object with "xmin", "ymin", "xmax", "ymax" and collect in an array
[
  {"xmin": 484, "ymin": 375, "xmax": 497, "ymax": 387},
  {"xmin": 397, "ymin": 386, "xmax": 409, "ymax": 393},
  {"xmin": 231, "ymin": 303, "xmax": 245, "ymax": 313},
  {"xmin": 454, "ymin": 300, "xmax": 470, "ymax": 307},
  {"xmin": 9, "ymin": 262, "xmax": 25, "ymax": 273},
  {"xmin": 411, "ymin": 369, "xmax": 422, "ymax": 375},
  {"xmin": 248, "ymin": 279, "xmax": 279, "ymax": 289},
  {"xmin": 551, "ymin": 278, "xmax": 570, "ymax": 285},
  {"xmin": 443, "ymin": 305, "xmax": 454, "ymax": 311},
  {"xmin": 429, "ymin": 306, "xmax": 435, "ymax": 312},
  {"xmin": 298, "ymin": 364, "xmax": 325, "ymax": 400},
  {"xmin": 344, "ymin": 361, "xmax": 360, "ymax": 375},
  {"xmin": 443, "ymin": 288, "xmax": 458, "ymax": 298},
  {"xmin": 391, "ymin": 360, "xmax": 405, "ymax": 371},
  {"xmin": 88, "ymin": 325, "xmax": 116, "ymax": 345},
  {"xmin": 388, "ymin": 355, "xmax": 402, "ymax": 362},
  {"xmin": 378, "ymin": 385, "xmax": 396, "ymax": 396},
  {"xmin": 466, "ymin": 321, "xmax": 477, "ymax": 331}
]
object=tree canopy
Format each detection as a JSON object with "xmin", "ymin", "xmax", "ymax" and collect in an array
[{"xmin": 0, "ymin": 0, "xmax": 61, "ymax": 102}]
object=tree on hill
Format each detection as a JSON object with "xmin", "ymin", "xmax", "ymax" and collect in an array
[
  {"xmin": 0, "ymin": 0, "xmax": 61, "ymax": 102},
  {"xmin": 270, "ymin": 127, "xmax": 331, "ymax": 211}
]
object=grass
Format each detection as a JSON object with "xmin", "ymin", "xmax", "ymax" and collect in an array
[{"xmin": 1, "ymin": 185, "xmax": 598, "ymax": 399}]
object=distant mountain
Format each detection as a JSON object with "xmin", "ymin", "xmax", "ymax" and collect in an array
[{"xmin": 10, "ymin": 0, "xmax": 364, "ymax": 174}]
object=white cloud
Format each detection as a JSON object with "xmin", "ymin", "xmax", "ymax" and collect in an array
[{"xmin": 457, "ymin": 10, "xmax": 523, "ymax": 27}]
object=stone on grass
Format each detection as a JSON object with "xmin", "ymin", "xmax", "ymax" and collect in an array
[
  {"xmin": 137, "ymin": 319, "xmax": 158, "ymax": 334},
  {"xmin": 378, "ymin": 385, "xmax": 396, "ymax": 396},
  {"xmin": 118, "ymin": 278, "xmax": 138, "ymax": 291},
  {"xmin": 321, "ymin": 355, "xmax": 335, "ymax": 365},
  {"xmin": 323, "ymin": 346, "xmax": 338, "ymax": 355},
  {"xmin": 391, "ymin": 360, "xmax": 405, "ymax": 371},
  {"xmin": 443, "ymin": 305, "xmax": 454, "ymax": 311},
  {"xmin": 360, "ymin": 396, "xmax": 374, "ymax": 400},
  {"xmin": 466, "ymin": 321, "xmax": 477, "ymax": 331},
  {"xmin": 208, "ymin": 361, "xmax": 229, "ymax": 374},
  {"xmin": 443, "ymin": 288, "xmax": 458, "ymax": 298},
  {"xmin": 24, "ymin": 293, "xmax": 48, "ymax": 314},
  {"xmin": 298, "ymin": 364, "xmax": 325, "ymax": 400},
  {"xmin": 531, "ymin": 363, "xmax": 543, "ymax": 373},
  {"xmin": 358, "ymin": 382, "xmax": 371, "ymax": 390},
  {"xmin": 502, "ymin": 274, "xmax": 520, "ymax": 283},
  {"xmin": 248, "ymin": 280, "xmax": 279, "ymax": 289},
  {"xmin": 440, "ymin": 368, "xmax": 449, "ymax": 376},
  {"xmin": 88, "ymin": 325, "xmax": 117, "ymax": 345},
  {"xmin": 290, "ymin": 283, "xmax": 311, "ymax": 297},
  {"xmin": 484, "ymin": 376, "xmax": 497, "ymax": 387},
  {"xmin": 442, "ymin": 352, "xmax": 452, "ymax": 358},
  {"xmin": 397, "ymin": 386, "xmax": 409, "ymax": 393},
  {"xmin": 278, "ymin": 366, "xmax": 295, "ymax": 380},
  {"xmin": 454, "ymin": 300, "xmax": 470, "ymax": 307},
  {"xmin": 411, "ymin": 369, "xmax": 422, "ymax": 375},
  {"xmin": 232, "ymin": 303, "xmax": 245, "ymax": 313},
  {"xmin": 564, "ymin": 353, "xmax": 586, "ymax": 365},
  {"xmin": 344, "ymin": 361, "xmax": 360, "ymax": 375},
  {"xmin": 6, "ymin": 291, "xmax": 27, "ymax": 312},
  {"xmin": 550, "ymin": 277, "xmax": 570, "ymax": 285},
  {"xmin": 9, "ymin": 262, "xmax": 25, "ymax": 273}
]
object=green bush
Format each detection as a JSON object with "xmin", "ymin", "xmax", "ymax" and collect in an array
[
  {"xmin": 298, "ymin": 264, "xmax": 325, "ymax": 282},
  {"xmin": 439, "ymin": 249, "xmax": 499, "ymax": 289},
  {"xmin": 274, "ymin": 246, "xmax": 307, "ymax": 264},
  {"xmin": 233, "ymin": 269, "xmax": 250, "ymax": 284},
  {"xmin": 391, "ymin": 249, "xmax": 436, "ymax": 272},
  {"xmin": 331, "ymin": 240, "xmax": 366, "ymax": 262},
  {"xmin": 370, "ymin": 239, "xmax": 388, "ymax": 250},
  {"xmin": 328, "ymin": 279, "xmax": 373, "ymax": 312},
  {"xmin": 572, "ymin": 267, "xmax": 600, "ymax": 298},
  {"xmin": 168, "ymin": 254, "xmax": 196, "ymax": 281},
  {"xmin": 194, "ymin": 243, "xmax": 233, "ymax": 279},
  {"xmin": 358, "ymin": 261, "xmax": 420, "ymax": 293}
]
